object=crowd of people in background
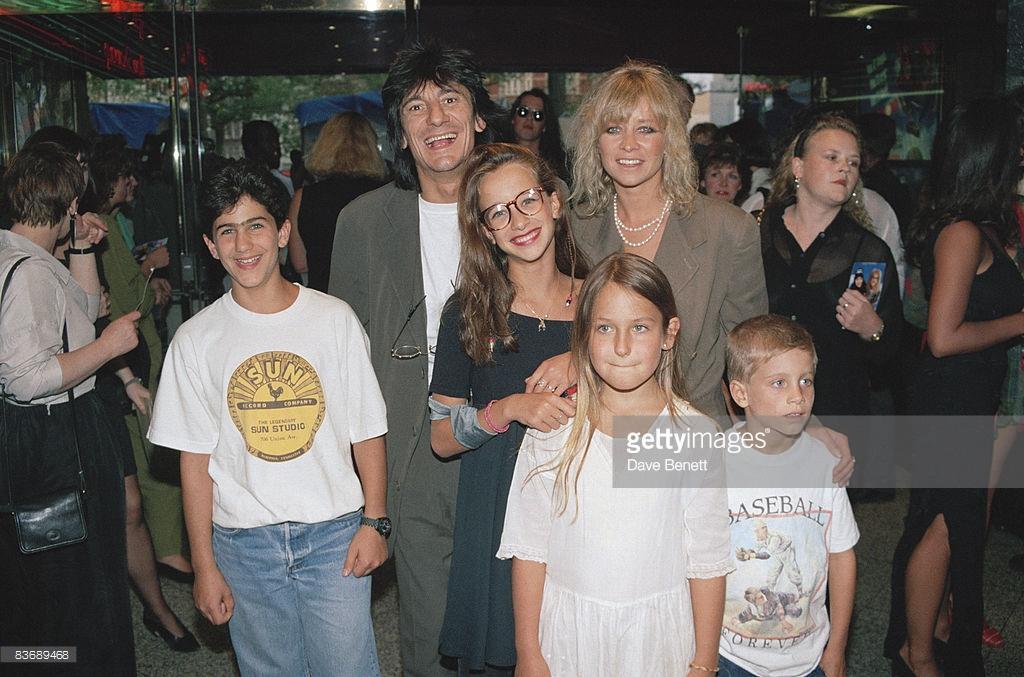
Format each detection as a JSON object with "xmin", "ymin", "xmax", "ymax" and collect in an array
[{"xmin": 3, "ymin": 38, "xmax": 1024, "ymax": 677}]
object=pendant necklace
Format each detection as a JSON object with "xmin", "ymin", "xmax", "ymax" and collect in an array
[{"xmin": 518, "ymin": 278, "xmax": 570, "ymax": 331}]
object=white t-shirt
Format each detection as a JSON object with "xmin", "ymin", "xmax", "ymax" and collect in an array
[
  {"xmin": 418, "ymin": 197, "xmax": 461, "ymax": 383},
  {"xmin": 720, "ymin": 427, "xmax": 859, "ymax": 677},
  {"xmin": 148, "ymin": 285, "xmax": 388, "ymax": 529}
]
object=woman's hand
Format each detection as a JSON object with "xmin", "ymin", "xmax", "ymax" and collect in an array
[
  {"xmin": 74, "ymin": 212, "xmax": 108, "ymax": 245},
  {"xmin": 140, "ymin": 245, "xmax": 170, "ymax": 275},
  {"xmin": 125, "ymin": 380, "xmax": 152, "ymax": 416},
  {"xmin": 99, "ymin": 289, "xmax": 111, "ymax": 319},
  {"xmin": 835, "ymin": 289, "xmax": 883, "ymax": 340},
  {"xmin": 100, "ymin": 311, "xmax": 140, "ymax": 359},
  {"xmin": 807, "ymin": 425, "xmax": 855, "ymax": 487},
  {"xmin": 525, "ymin": 351, "xmax": 575, "ymax": 396},
  {"xmin": 494, "ymin": 393, "xmax": 576, "ymax": 433},
  {"xmin": 149, "ymin": 277, "xmax": 172, "ymax": 306}
]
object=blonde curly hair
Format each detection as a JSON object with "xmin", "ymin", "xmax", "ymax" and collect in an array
[
  {"xmin": 569, "ymin": 60, "xmax": 698, "ymax": 218},
  {"xmin": 766, "ymin": 113, "xmax": 873, "ymax": 230}
]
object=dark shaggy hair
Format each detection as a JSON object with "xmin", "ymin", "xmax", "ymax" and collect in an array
[
  {"xmin": 906, "ymin": 97, "xmax": 1022, "ymax": 267},
  {"xmin": 86, "ymin": 144, "xmax": 135, "ymax": 213},
  {"xmin": 24, "ymin": 126, "xmax": 91, "ymax": 164},
  {"xmin": 198, "ymin": 159, "xmax": 290, "ymax": 236},
  {"xmin": 382, "ymin": 41, "xmax": 497, "ymax": 191},
  {"xmin": 5, "ymin": 143, "xmax": 86, "ymax": 228},
  {"xmin": 511, "ymin": 88, "xmax": 568, "ymax": 180}
]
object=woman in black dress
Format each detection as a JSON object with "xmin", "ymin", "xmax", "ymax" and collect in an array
[
  {"xmin": 429, "ymin": 144, "xmax": 586, "ymax": 674},
  {"xmin": 885, "ymin": 98, "xmax": 1024, "ymax": 677},
  {"xmin": 286, "ymin": 112, "xmax": 387, "ymax": 292}
]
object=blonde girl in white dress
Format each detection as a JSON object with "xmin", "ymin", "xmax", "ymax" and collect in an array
[{"xmin": 498, "ymin": 252, "xmax": 733, "ymax": 677}]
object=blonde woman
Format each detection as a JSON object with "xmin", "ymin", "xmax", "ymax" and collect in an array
[
  {"xmin": 287, "ymin": 112, "xmax": 388, "ymax": 291},
  {"xmin": 549, "ymin": 60, "xmax": 767, "ymax": 420},
  {"xmin": 532, "ymin": 61, "xmax": 854, "ymax": 485}
]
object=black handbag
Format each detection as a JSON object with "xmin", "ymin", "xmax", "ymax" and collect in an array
[{"xmin": 1, "ymin": 256, "xmax": 88, "ymax": 554}]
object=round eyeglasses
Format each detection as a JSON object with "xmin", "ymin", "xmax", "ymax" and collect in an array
[
  {"xmin": 515, "ymin": 105, "xmax": 545, "ymax": 122},
  {"xmin": 481, "ymin": 187, "xmax": 546, "ymax": 231}
]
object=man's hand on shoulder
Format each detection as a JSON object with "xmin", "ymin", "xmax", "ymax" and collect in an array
[{"xmin": 343, "ymin": 526, "xmax": 388, "ymax": 577}]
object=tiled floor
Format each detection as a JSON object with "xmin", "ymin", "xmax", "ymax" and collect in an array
[{"xmin": 137, "ymin": 492, "xmax": 1024, "ymax": 676}]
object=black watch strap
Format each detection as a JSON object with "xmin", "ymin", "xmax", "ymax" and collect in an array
[{"xmin": 360, "ymin": 515, "xmax": 391, "ymax": 539}]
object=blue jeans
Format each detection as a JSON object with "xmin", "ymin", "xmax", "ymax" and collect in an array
[
  {"xmin": 718, "ymin": 654, "xmax": 826, "ymax": 677},
  {"xmin": 212, "ymin": 510, "xmax": 380, "ymax": 676}
]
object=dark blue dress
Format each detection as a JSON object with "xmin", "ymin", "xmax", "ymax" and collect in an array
[{"xmin": 430, "ymin": 300, "xmax": 572, "ymax": 670}]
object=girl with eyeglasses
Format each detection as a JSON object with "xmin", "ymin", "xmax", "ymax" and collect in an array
[{"xmin": 428, "ymin": 143, "xmax": 587, "ymax": 674}]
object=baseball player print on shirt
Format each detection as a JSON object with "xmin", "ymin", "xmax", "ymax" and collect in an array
[
  {"xmin": 226, "ymin": 350, "xmax": 326, "ymax": 462},
  {"xmin": 723, "ymin": 498, "xmax": 832, "ymax": 646}
]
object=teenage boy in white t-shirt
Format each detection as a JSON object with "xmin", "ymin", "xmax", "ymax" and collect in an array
[
  {"xmin": 719, "ymin": 315, "xmax": 858, "ymax": 677},
  {"xmin": 148, "ymin": 160, "xmax": 389, "ymax": 676}
]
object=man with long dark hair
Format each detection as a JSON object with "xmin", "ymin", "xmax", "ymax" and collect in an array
[{"xmin": 329, "ymin": 42, "xmax": 497, "ymax": 676}]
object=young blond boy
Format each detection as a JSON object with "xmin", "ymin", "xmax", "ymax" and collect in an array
[{"xmin": 719, "ymin": 315, "xmax": 858, "ymax": 677}]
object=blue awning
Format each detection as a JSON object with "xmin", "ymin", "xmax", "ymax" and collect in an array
[
  {"xmin": 89, "ymin": 102, "xmax": 171, "ymax": 149},
  {"xmin": 294, "ymin": 91, "xmax": 384, "ymax": 129}
]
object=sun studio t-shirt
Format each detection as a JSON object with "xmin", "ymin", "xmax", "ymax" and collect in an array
[
  {"xmin": 148, "ymin": 285, "xmax": 388, "ymax": 529},
  {"xmin": 720, "ymin": 427, "xmax": 859, "ymax": 677}
]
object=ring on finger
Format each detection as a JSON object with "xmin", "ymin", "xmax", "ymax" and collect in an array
[
  {"xmin": 843, "ymin": 302, "xmax": 849, "ymax": 309},
  {"xmin": 548, "ymin": 385, "xmax": 557, "ymax": 392},
  {"xmin": 537, "ymin": 379, "xmax": 548, "ymax": 388}
]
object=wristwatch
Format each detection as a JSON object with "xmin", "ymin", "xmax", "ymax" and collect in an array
[{"xmin": 360, "ymin": 515, "xmax": 392, "ymax": 539}]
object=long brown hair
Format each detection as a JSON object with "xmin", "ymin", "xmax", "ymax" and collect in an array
[
  {"xmin": 766, "ymin": 113, "xmax": 873, "ymax": 229},
  {"xmin": 455, "ymin": 143, "xmax": 588, "ymax": 364},
  {"xmin": 569, "ymin": 60, "xmax": 698, "ymax": 218},
  {"xmin": 542, "ymin": 252, "xmax": 690, "ymax": 517}
]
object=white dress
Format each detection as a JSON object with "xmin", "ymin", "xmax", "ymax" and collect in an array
[{"xmin": 496, "ymin": 404, "xmax": 734, "ymax": 677}]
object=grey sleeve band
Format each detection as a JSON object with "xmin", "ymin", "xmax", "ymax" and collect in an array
[{"xmin": 428, "ymin": 396, "xmax": 496, "ymax": 450}]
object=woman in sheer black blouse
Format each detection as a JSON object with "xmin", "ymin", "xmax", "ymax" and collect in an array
[{"xmin": 759, "ymin": 114, "xmax": 902, "ymax": 416}]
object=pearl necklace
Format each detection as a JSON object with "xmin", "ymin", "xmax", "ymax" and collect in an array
[{"xmin": 614, "ymin": 196, "xmax": 672, "ymax": 247}]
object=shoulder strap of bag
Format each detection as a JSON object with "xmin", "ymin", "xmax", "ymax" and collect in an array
[{"xmin": 2, "ymin": 256, "xmax": 31, "ymax": 512}]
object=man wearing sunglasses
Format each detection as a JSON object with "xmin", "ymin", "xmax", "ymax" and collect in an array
[
  {"xmin": 510, "ymin": 88, "xmax": 569, "ymax": 181},
  {"xmin": 329, "ymin": 42, "xmax": 497, "ymax": 677}
]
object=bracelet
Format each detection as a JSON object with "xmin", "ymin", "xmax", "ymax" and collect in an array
[
  {"xmin": 123, "ymin": 377, "xmax": 143, "ymax": 388},
  {"xmin": 688, "ymin": 662, "xmax": 719, "ymax": 673},
  {"xmin": 482, "ymin": 399, "xmax": 510, "ymax": 434},
  {"xmin": 67, "ymin": 245, "xmax": 97, "ymax": 255},
  {"xmin": 868, "ymin": 320, "xmax": 885, "ymax": 343}
]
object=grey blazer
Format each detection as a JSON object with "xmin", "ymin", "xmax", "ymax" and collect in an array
[
  {"xmin": 328, "ymin": 182, "xmax": 431, "ymax": 490},
  {"xmin": 572, "ymin": 193, "xmax": 768, "ymax": 417}
]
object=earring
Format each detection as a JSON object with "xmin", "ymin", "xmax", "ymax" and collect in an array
[{"xmin": 794, "ymin": 176, "xmax": 801, "ymax": 190}]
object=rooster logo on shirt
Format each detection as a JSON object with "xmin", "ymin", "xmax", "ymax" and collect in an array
[{"xmin": 226, "ymin": 351, "xmax": 326, "ymax": 462}]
